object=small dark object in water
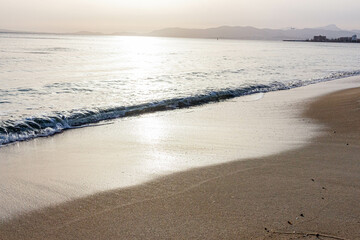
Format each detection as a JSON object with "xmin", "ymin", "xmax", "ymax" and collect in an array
[
  {"xmin": 287, "ymin": 221, "xmax": 292, "ymax": 225},
  {"xmin": 346, "ymin": 143, "xmax": 349, "ymax": 145},
  {"xmin": 316, "ymin": 233, "xmax": 320, "ymax": 238},
  {"xmin": 300, "ymin": 213, "xmax": 304, "ymax": 217},
  {"xmin": 322, "ymin": 187, "xmax": 326, "ymax": 190},
  {"xmin": 311, "ymin": 179, "xmax": 315, "ymax": 182},
  {"xmin": 333, "ymin": 131, "xmax": 336, "ymax": 133}
]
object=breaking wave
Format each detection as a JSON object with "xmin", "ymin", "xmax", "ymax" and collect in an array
[{"xmin": 1, "ymin": 70, "xmax": 360, "ymax": 146}]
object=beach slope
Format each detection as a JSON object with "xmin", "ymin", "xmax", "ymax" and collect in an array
[{"xmin": 0, "ymin": 87, "xmax": 360, "ymax": 240}]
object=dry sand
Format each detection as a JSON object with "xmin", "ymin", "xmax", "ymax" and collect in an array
[{"xmin": 0, "ymin": 82, "xmax": 360, "ymax": 239}]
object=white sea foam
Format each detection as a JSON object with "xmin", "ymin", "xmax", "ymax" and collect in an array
[{"xmin": 1, "ymin": 70, "xmax": 360, "ymax": 146}]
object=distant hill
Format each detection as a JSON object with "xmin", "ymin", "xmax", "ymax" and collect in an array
[
  {"xmin": 315, "ymin": 24, "xmax": 343, "ymax": 31},
  {"xmin": 68, "ymin": 31, "xmax": 142, "ymax": 36},
  {"xmin": 0, "ymin": 29, "xmax": 16, "ymax": 33},
  {"xmin": 149, "ymin": 25, "xmax": 358, "ymax": 40},
  {"xmin": 70, "ymin": 31, "xmax": 104, "ymax": 35},
  {"xmin": 110, "ymin": 31, "xmax": 140, "ymax": 36}
]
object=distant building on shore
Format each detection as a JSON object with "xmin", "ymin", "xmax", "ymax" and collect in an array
[
  {"xmin": 313, "ymin": 35, "xmax": 327, "ymax": 42},
  {"xmin": 309, "ymin": 35, "xmax": 359, "ymax": 43},
  {"xmin": 284, "ymin": 34, "xmax": 360, "ymax": 43},
  {"xmin": 338, "ymin": 37, "xmax": 352, "ymax": 42}
]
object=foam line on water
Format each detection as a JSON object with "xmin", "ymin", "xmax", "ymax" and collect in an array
[{"xmin": 1, "ymin": 70, "xmax": 360, "ymax": 146}]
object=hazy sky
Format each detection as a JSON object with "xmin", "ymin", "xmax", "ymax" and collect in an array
[{"xmin": 1, "ymin": 0, "xmax": 360, "ymax": 33}]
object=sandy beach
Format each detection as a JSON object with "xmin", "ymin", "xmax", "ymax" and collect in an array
[{"xmin": 0, "ymin": 77, "xmax": 360, "ymax": 239}]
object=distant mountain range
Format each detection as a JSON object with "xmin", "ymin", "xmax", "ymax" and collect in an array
[
  {"xmin": 1, "ymin": 25, "xmax": 359, "ymax": 40},
  {"xmin": 148, "ymin": 24, "xmax": 359, "ymax": 40}
]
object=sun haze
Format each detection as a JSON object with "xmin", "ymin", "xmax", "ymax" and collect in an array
[{"xmin": 1, "ymin": 0, "xmax": 360, "ymax": 33}]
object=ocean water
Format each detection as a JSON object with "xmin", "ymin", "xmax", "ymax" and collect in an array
[{"xmin": 1, "ymin": 33, "xmax": 360, "ymax": 145}]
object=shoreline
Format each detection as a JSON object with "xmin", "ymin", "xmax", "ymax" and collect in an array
[
  {"xmin": 2, "ymin": 71, "xmax": 360, "ymax": 147},
  {"xmin": 0, "ymin": 78, "xmax": 360, "ymax": 239},
  {"xmin": 0, "ymin": 76, "xmax": 329, "ymax": 220}
]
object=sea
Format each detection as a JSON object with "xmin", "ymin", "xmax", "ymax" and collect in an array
[{"xmin": 1, "ymin": 33, "xmax": 360, "ymax": 146}]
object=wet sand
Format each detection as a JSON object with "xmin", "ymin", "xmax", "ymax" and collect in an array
[
  {"xmin": 0, "ymin": 78, "xmax": 326, "ymax": 219},
  {"xmin": 1, "ymin": 79, "xmax": 360, "ymax": 239}
]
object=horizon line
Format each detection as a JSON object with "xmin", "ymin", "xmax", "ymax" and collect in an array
[{"xmin": 1, "ymin": 24, "xmax": 359, "ymax": 37}]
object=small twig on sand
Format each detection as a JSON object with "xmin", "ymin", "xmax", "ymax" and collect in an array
[{"xmin": 271, "ymin": 230, "xmax": 348, "ymax": 240}]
